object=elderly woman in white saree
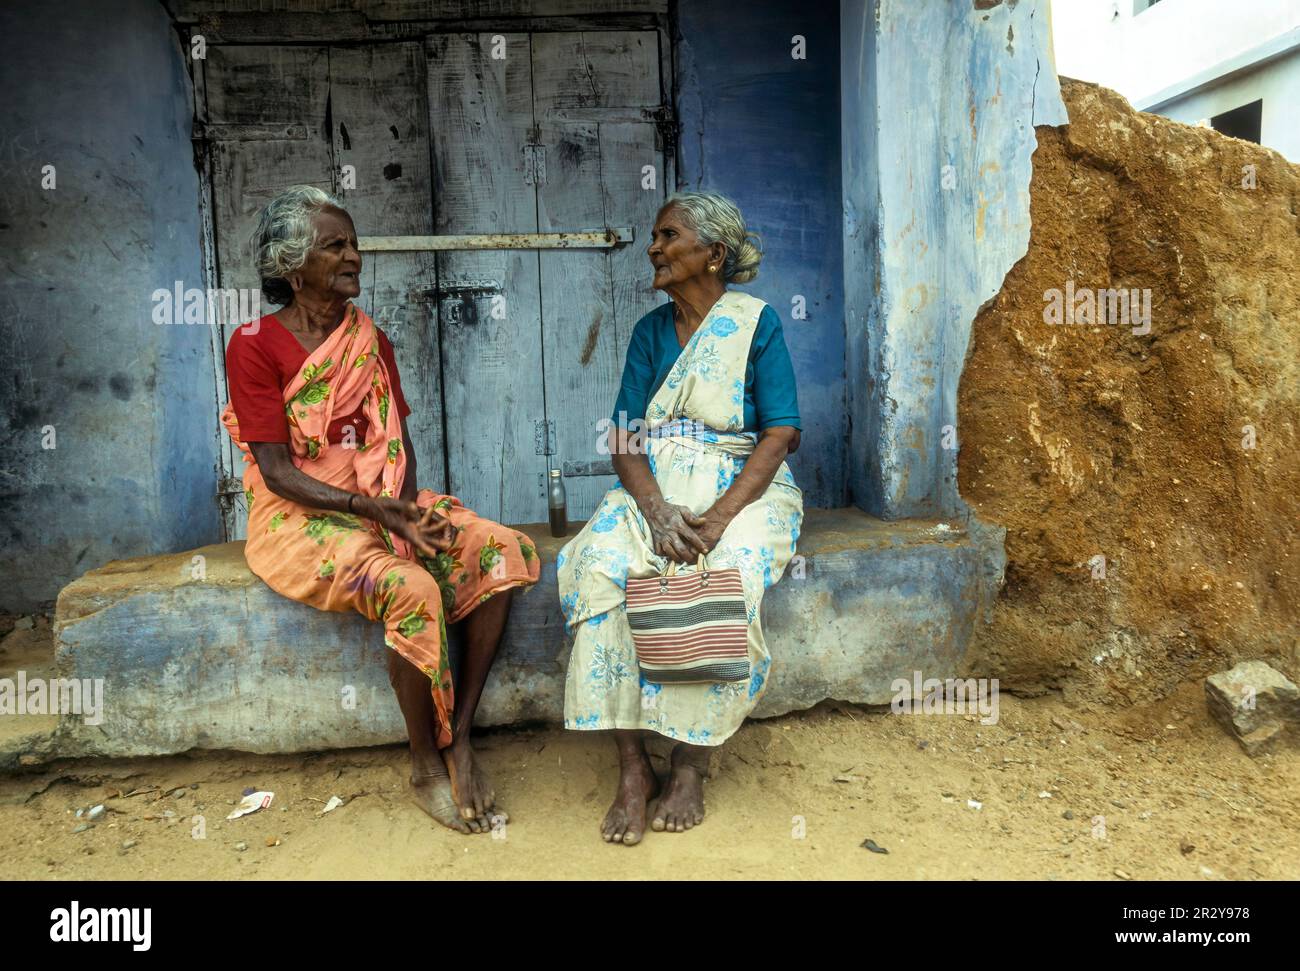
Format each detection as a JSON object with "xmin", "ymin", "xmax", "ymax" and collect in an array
[{"xmin": 558, "ymin": 192, "xmax": 804, "ymax": 845}]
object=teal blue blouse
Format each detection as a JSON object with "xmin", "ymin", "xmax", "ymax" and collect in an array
[{"xmin": 611, "ymin": 302, "xmax": 801, "ymax": 431}]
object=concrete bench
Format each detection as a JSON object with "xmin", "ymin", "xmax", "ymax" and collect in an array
[{"xmin": 49, "ymin": 508, "xmax": 1004, "ymax": 758}]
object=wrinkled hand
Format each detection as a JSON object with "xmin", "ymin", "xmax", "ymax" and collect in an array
[
  {"xmin": 642, "ymin": 498, "xmax": 707, "ymax": 564},
  {"xmin": 364, "ymin": 496, "xmax": 454, "ymax": 557},
  {"xmin": 691, "ymin": 507, "xmax": 731, "ymax": 553}
]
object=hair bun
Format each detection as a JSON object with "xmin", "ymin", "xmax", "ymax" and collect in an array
[{"xmin": 730, "ymin": 234, "xmax": 762, "ymax": 284}]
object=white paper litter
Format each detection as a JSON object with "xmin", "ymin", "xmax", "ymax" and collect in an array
[
  {"xmin": 319, "ymin": 796, "xmax": 344, "ymax": 816},
  {"xmin": 226, "ymin": 791, "xmax": 274, "ymax": 820}
]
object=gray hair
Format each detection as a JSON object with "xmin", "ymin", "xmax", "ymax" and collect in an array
[
  {"xmin": 250, "ymin": 185, "xmax": 345, "ymax": 305},
  {"xmin": 660, "ymin": 191, "xmax": 762, "ymax": 284}
]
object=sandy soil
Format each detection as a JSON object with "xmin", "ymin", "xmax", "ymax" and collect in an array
[{"xmin": 2, "ymin": 683, "xmax": 1297, "ymax": 880}]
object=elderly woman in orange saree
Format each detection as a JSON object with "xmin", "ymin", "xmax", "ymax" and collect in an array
[{"xmin": 222, "ymin": 186, "xmax": 539, "ymax": 834}]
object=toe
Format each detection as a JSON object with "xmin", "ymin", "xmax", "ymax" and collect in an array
[
  {"xmin": 622, "ymin": 829, "xmax": 642, "ymax": 846},
  {"xmin": 650, "ymin": 815, "xmax": 666, "ymax": 832}
]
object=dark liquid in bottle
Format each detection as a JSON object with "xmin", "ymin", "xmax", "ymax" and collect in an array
[{"xmin": 549, "ymin": 507, "xmax": 567, "ymax": 538}]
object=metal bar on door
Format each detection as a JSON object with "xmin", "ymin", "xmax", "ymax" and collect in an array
[{"xmin": 358, "ymin": 228, "xmax": 634, "ymax": 252}]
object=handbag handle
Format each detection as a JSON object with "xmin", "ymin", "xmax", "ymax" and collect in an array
[{"xmin": 663, "ymin": 552, "xmax": 708, "ymax": 577}]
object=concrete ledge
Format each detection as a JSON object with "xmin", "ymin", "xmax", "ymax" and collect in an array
[{"xmin": 51, "ymin": 509, "xmax": 1002, "ymax": 758}]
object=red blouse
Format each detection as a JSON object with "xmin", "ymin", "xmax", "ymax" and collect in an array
[{"xmin": 225, "ymin": 313, "xmax": 412, "ymax": 445}]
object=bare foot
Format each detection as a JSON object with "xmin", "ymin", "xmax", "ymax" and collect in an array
[
  {"xmin": 651, "ymin": 743, "xmax": 709, "ymax": 833},
  {"xmin": 443, "ymin": 740, "xmax": 504, "ymax": 833},
  {"xmin": 602, "ymin": 750, "xmax": 659, "ymax": 846},
  {"xmin": 410, "ymin": 764, "xmax": 472, "ymax": 835}
]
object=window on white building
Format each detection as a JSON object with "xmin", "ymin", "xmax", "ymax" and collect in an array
[{"xmin": 1210, "ymin": 100, "xmax": 1263, "ymax": 144}]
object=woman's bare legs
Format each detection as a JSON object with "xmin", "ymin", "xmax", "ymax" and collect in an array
[
  {"xmin": 651, "ymin": 741, "xmax": 711, "ymax": 832},
  {"xmin": 601, "ymin": 729, "xmax": 660, "ymax": 846},
  {"xmin": 387, "ymin": 650, "xmax": 473, "ymax": 833},
  {"xmin": 442, "ymin": 587, "xmax": 514, "ymax": 830}
]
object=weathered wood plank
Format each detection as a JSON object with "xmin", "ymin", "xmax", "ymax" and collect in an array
[
  {"xmin": 531, "ymin": 30, "xmax": 659, "ymax": 114},
  {"xmin": 428, "ymin": 32, "xmax": 546, "ymax": 523},
  {"xmin": 167, "ymin": 0, "xmax": 667, "ymax": 22},
  {"xmin": 204, "ymin": 45, "xmax": 330, "ymax": 127},
  {"xmin": 597, "ymin": 118, "xmax": 667, "ymax": 493},
  {"xmin": 358, "ymin": 229, "xmax": 630, "ymax": 250},
  {"xmin": 205, "ymin": 46, "xmax": 333, "ymax": 540},
  {"xmin": 534, "ymin": 31, "xmax": 663, "ymax": 519},
  {"xmin": 330, "ymin": 43, "xmax": 446, "ymax": 494},
  {"xmin": 197, "ymin": 12, "xmax": 368, "ymax": 41}
]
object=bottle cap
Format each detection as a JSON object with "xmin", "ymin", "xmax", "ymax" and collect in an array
[{"xmin": 548, "ymin": 469, "xmax": 562, "ymax": 477}]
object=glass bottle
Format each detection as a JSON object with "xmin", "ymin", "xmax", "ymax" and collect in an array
[{"xmin": 548, "ymin": 469, "xmax": 567, "ymax": 537}]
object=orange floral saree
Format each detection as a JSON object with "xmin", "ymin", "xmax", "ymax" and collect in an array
[{"xmin": 222, "ymin": 304, "xmax": 540, "ymax": 747}]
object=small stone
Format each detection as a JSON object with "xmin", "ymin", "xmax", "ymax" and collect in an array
[
  {"xmin": 1038, "ymin": 791, "xmax": 1052, "ymax": 799},
  {"xmin": 122, "ymin": 839, "xmax": 137, "ymax": 850},
  {"xmin": 1180, "ymin": 840, "xmax": 1195, "ymax": 855},
  {"xmin": 916, "ymin": 740, "xmax": 929, "ymax": 750},
  {"xmin": 265, "ymin": 836, "xmax": 281, "ymax": 847},
  {"xmin": 1111, "ymin": 799, "xmax": 1127, "ymax": 809},
  {"xmin": 234, "ymin": 842, "xmax": 248, "ymax": 852},
  {"xmin": 87, "ymin": 805, "xmax": 106, "ymax": 821},
  {"xmin": 1114, "ymin": 868, "xmax": 1132, "ymax": 880},
  {"xmin": 189, "ymin": 783, "xmax": 199, "ymax": 790},
  {"xmin": 860, "ymin": 838, "xmax": 889, "ymax": 854},
  {"xmin": 1062, "ymin": 810, "xmax": 1075, "ymax": 820},
  {"xmin": 1205, "ymin": 661, "xmax": 1300, "ymax": 756},
  {"xmin": 72, "ymin": 823, "xmax": 92, "ymax": 834}
]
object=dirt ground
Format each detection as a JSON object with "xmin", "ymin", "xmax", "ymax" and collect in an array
[{"xmin": 2, "ymin": 677, "xmax": 1297, "ymax": 880}]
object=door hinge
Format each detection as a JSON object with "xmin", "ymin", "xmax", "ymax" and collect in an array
[
  {"xmin": 534, "ymin": 419, "xmax": 555, "ymax": 456},
  {"xmin": 524, "ymin": 143, "xmax": 547, "ymax": 186}
]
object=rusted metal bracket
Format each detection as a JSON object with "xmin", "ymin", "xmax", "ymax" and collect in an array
[{"xmin": 358, "ymin": 229, "xmax": 633, "ymax": 252}]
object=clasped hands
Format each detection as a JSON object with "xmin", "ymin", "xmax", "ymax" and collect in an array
[
  {"xmin": 360, "ymin": 495, "xmax": 455, "ymax": 558},
  {"xmin": 641, "ymin": 495, "xmax": 733, "ymax": 564}
]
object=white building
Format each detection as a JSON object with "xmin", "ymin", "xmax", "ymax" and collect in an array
[{"xmin": 1051, "ymin": 0, "xmax": 1300, "ymax": 160}]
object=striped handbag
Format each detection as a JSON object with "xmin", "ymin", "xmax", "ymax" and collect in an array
[{"xmin": 626, "ymin": 554, "xmax": 750, "ymax": 683}]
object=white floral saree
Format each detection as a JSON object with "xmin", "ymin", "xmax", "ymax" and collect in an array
[{"xmin": 558, "ymin": 290, "xmax": 803, "ymax": 745}]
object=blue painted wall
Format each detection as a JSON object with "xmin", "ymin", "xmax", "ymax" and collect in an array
[
  {"xmin": 841, "ymin": 0, "xmax": 1067, "ymax": 520},
  {"xmin": 674, "ymin": 0, "xmax": 847, "ymax": 508},
  {"xmin": 0, "ymin": 0, "xmax": 222, "ymax": 611}
]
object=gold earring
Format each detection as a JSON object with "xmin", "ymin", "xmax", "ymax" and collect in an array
[{"xmin": 709, "ymin": 265, "xmax": 716, "ymax": 272}]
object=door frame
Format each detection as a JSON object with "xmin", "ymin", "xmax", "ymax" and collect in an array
[{"xmin": 177, "ymin": 9, "xmax": 678, "ymax": 539}]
